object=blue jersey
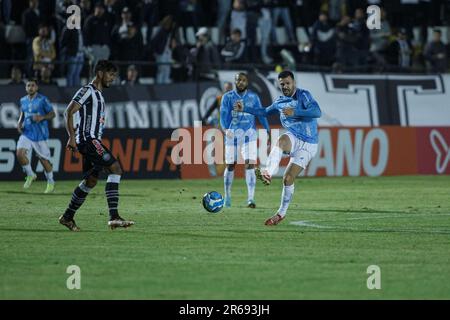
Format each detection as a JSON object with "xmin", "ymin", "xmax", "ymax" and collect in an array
[
  {"xmin": 220, "ymin": 90, "xmax": 270, "ymax": 133},
  {"xmin": 20, "ymin": 93, "xmax": 53, "ymax": 141},
  {"xmin": 243, "ymin": 88, "xmax": 321, "ymax": 144}
]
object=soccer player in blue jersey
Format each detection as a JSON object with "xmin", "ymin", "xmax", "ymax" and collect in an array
[
  {"xmin": 234, "ymin": 70, "xmax": 321, "ymax": 225},
  {"xmin": 220, "ymin": 72, "xmax": 271, "ymax": 208},
  {"xmin": 16, "ymin": 79, "xmax": 56, "ymax": 193}
]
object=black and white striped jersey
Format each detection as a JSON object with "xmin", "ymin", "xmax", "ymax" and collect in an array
[{"xmin": 71, "ymin": 83, "xmax": 106, "ymax": 144}]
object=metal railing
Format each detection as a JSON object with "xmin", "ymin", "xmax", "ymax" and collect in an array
[{"xmin": 0, "ymin": 58, "xmax": 446, "ymax": 83}]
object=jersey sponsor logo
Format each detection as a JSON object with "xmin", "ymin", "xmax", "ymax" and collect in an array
[
  {"xmin": 75, "ymin": 87, "xmax": 89, "ymax": 101},
  {"xmin": 102, "ymin": 152, "xmax": 111, "ymax": 162},
  {"xmin": 429, "ymin": 129, "xmax": 450, "ymax": 174},
  {"xmin": 92, "ymin": 139, "xmax": 105, "ymax": 155}
]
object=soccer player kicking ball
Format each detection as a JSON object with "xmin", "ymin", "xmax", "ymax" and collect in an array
[
  {"xmin": 16, "ymin": 79, "xmax": 56, "ymax": 193},
  {"xmin": 234, "ymin": 71, "xmax": 321, "ymax": 225},
  {"xmin": 59, "ymin": 60, "xmax": 134, "ymax": 231},
  {"xmin": 220, "ymin": 72, "xmax": 271, "ymax": 208}
]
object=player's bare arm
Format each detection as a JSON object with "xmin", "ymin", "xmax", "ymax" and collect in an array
[
  {"xmin": 33, "ymin": 110, "xmax": 56, "ymax": 123},
  {"xmin": 65, "ymin": 101, "xmax": 81, "ymax": 151},
  {"xmin": 17, "ymin": 112, "xmax": 24, "ymax": 134}
]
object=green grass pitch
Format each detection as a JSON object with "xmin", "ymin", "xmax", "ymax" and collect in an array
[{"xmin": 0, "ymin": 176, "xmax": 449, "ymax": 299}]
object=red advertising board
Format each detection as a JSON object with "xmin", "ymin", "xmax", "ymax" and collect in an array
[
  {"xmin": 1, "ymin": 127, "xmax": 449, "ymax": 180},
  {"xmin": 178, "ymin": 126, "xmax": 450, "ymax": 179}
]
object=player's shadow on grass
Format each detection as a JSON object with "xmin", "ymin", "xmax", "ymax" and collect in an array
[
  {"xmin": 0, "ymin": 227, "xmax": 98, "ymax": 233},
  {"xmin": 0, "ymin": 190, "xmax": 73, "ymax": 196},
  {"xmin": 305, "ymin": 208, "xmax": 412, "ymax": 214},
  {"xmin": 162, "ymin": 230, "xmax": 300, "ymax": 239},
  {"xmin": 1, "ymin": 190, "xmax": 145, "ymax": 198}
]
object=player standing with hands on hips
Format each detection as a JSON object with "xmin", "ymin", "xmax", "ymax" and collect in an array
[
  {"xmin": 234, "ymin": 71, "xmax": 321, "ymax": 225},
  {"xmin": 60, "ymin": 60, "xmax": 135, "ymax": 231},
  {"xmin": 16, "ymin": 79, "xmax": 56, "ymax": 193},
  {"xmin": 220, "ymin": 72, "xmax": 271, "ymax": 208}
]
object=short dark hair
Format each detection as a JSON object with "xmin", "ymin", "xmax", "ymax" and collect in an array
[
  {"xmin": 231, "ymin": 28, "xmax": 242, "ymax": 36},
  {"xmin": 94, "ymin": 60, "xmax": 118, "ymax": 74},
  {"xmin": 433, "ymin": 29, "xmax": 442, "ymax": 35},
  {"xmin": 278, "ymin": 70, "xmax": 295, "ymax": 80},
  {"xmin": 236, "ymin": 72, "xmax": 248, "ymax": 79},
  {"xmin": 27, "ymin": 78, "xmax": 38, "ymax": 85}
]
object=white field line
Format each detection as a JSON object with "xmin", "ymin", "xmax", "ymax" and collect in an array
[
  {"xmin": 290, "ymin": 213, "xmax": 450, "ymax": 234},
  {"xmin": 295, "ymin": 212, "xmax": 450, "ymax": 223}
]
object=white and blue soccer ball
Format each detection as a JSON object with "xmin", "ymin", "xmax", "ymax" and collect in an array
[{"xmin": 202, "ymin": 191, "xmax": 224, "ymax": 213}]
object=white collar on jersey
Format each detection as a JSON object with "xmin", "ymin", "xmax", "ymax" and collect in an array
[
  {"xmin": 233, "ymin": 89, "xmax": 248, "ymax": 98},
  {"xmin": 89, "ymin": 82, "xmax": 102, "ymax": 92}
]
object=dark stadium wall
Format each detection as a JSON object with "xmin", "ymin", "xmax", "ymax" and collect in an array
[{"xmin": 1, "ymin": 73, "xmax": 450, "ymax": 129}]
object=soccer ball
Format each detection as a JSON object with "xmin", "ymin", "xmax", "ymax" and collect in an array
[{"xmin": 202, "ymin": 191, "xmax": 224, "ymax": 213}]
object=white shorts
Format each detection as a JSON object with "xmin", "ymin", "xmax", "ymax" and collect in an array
[
  {"xmin": 284, "ymin": 131, "xmax": 318, "ymax": 169},
  {"xmin": 17, "ymin": 135, "xmax": 51, "ymax": 160},
  {"xmin": 225, "ymin": 129, "xmax": 257, "ymax": 164}
]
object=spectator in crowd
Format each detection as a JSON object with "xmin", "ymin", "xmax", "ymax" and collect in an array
[
  {"xmin": 190, "ymin": 27, "xmax": 221, "ymax": 80},
  {"xmin": 221, "ymin": 28, "xmax": 246, "ymax": 64},
  {"xmin": 1, "ymin": 0, "xmax": 12, "ymax": 24},
  {"xmin": 386, "ymin": 28, "xmax": 412, "ymax": 70},
  {"xmin": 310, "ymin": 12, "xmax": 336, "ymax": 66},
  {"xmin": 244, "ymin": 0, "xmax": 260, "ymax": 61},
  {"xmin": 230, "ymin": 0, "xmax": 247, "ymax": 40},
  {"xmin": 22, "ymin": 0, "xmax": 41, "ymax": 76},
  {"xmin": 104, "ymin": 0, "xmax": 122, "ymax": 29},
  {"xmin": 216, "ymin": 0, "xmax": 232, "ymax": 44},
  {"xmin": 369, "ymin": 7, "xmax": 391, "ymax": 67},
  {"xmin": 120, "ymin": 23, "xmax": 143, "ymax": 61},
  {"xmin": 141, "ymin": 0, "xmax": 159, "ymax": 45},
  {"xmin": 325, "ymin": 0, "xmax": 347, "ymax": 26},
  {"xmin": 335, "ymin": 10, "xmax": 369, "ymax": 70},
  {"xmin": 151, "ymin": 15, "xmax": 176, "ymax": 84},
  {"xmin": 32, "ymin": 24, "xmax": 56, "ymax": 76},
  {"xmin": 36, "ymin": 0, "xmax": 54, "ymax": 24},
  {"xmin": 271, "ymin": 0, "xmax": 296, "ymax": 44},
  {"xmin": 293, "ymin": 0, "xmax": 321, "ymax": 28},
  {"xmin": 111, "ymin": 6, "xmax": 133, "ymax": 60},
  {"xmin": 178, "ymin": 0, "xmax": 203, "ymax": 33},
  {"xmin": 352, "ymin": 8, "xmax": 370, "ymax": 67},
  {"xmin": 60, "ymin": 24, "xmax": 85, "ymax": 87},
  {"xmin": 259, "ymin": 0, "xmax": 273, "ymax": 65},
  {"xmin": 39, "ymin": 64, "xmax": 58, "ymax": 85},
  {"xmin": 55, "ymin": 0, "xmax": 75, "ymax": 31},
  {"xmin": 424, "ymin": 29, "xmax": 448, "ymax": 73},
  {"xmin": 335, "ymin": 15, "xmax": 355, "ymax": 68},
  {"xmin": 83, "ymin": 2, "xmax": 111, "ymax": 70},
  {"xmin": 80, "ymin": 0, "xmax": 93, "ymax": 23},
  {"xmin": 8, "ymin": 66, "xmax": 24, "ymax": 85},
  {"xmin": 121, "ymin": 64, "xmax": 141, "ymax": 85},
  {"xmin": 171, "ymin": 36, "xmax": 192, "ymax": 82}
]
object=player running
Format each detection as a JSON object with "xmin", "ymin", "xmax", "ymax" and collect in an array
[
  {"xmin": 59, "ymin": 60, "xmax": 134, "ymax": 231},
  {"xmin": 220, "ymin": 72, "xmax": 271, "ymax": 208},
  {"xmin": 234, "ymin": 70, "xmax": 321, "ymax": 225},
  {"xmin": 16, "ymin": 79, "xmax": 56, "ymax": 193}
]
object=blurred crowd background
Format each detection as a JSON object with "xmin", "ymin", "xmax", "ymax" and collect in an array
[{"xmin": 0, "ymin": 0, "xmax": 449, "ymax": 86}]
